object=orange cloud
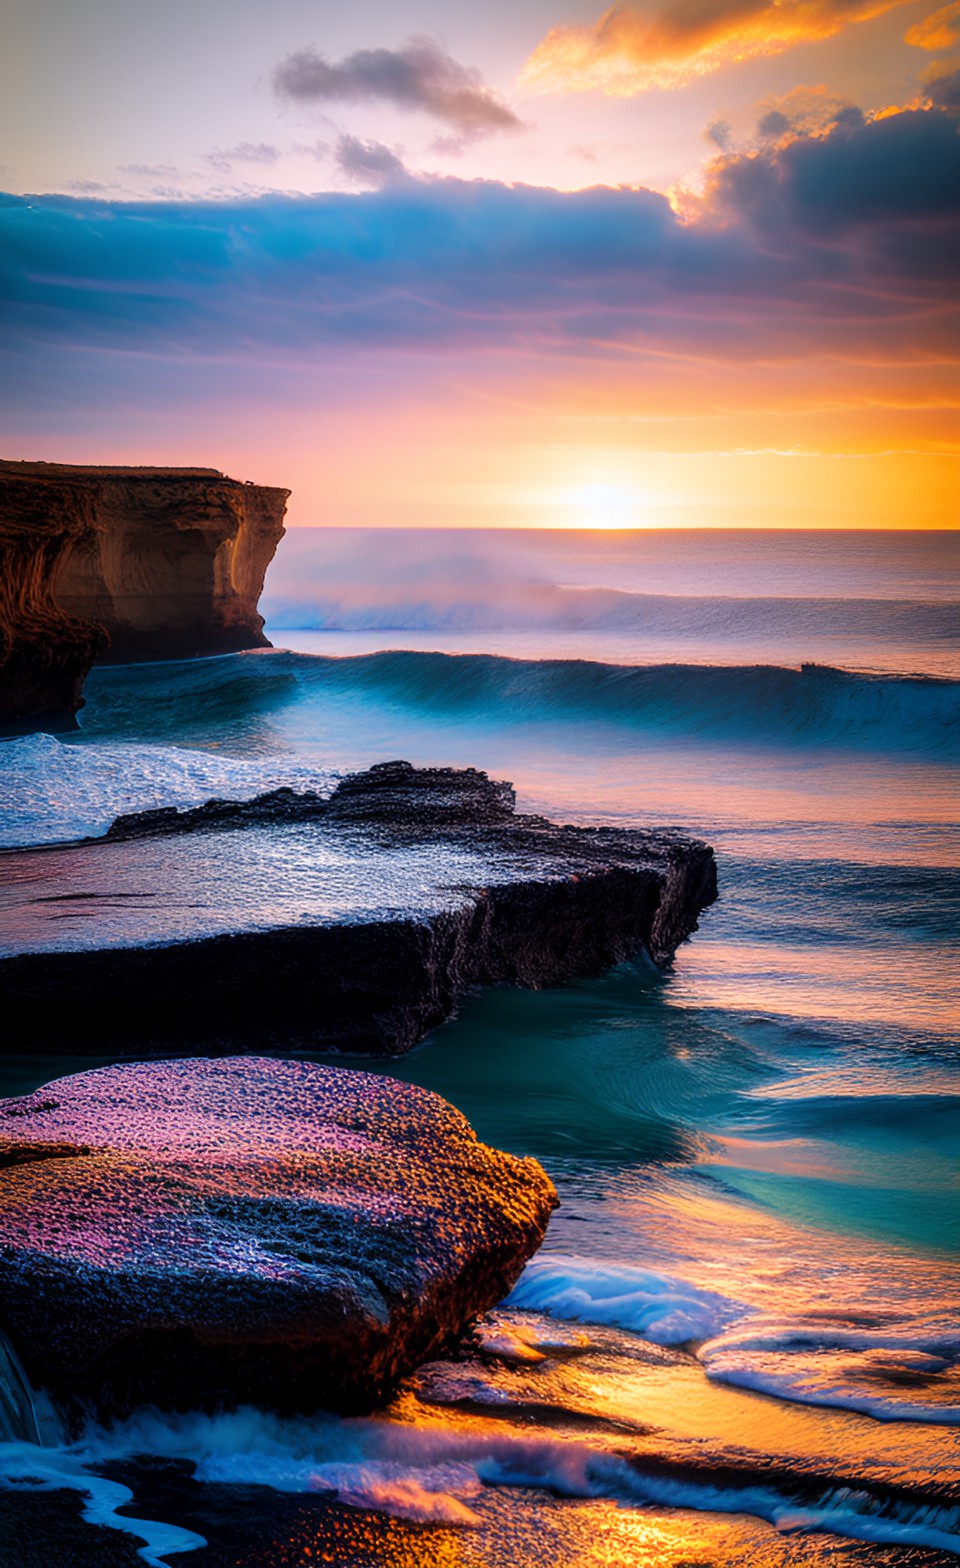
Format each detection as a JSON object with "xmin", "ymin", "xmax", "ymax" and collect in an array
[
  {"xmin": 905, "ymin": 0, "xmax": 960, "ymax": 48},
  {"xmin": 519, "ymin": 0, "xmax": 910, "ymax": 95}
]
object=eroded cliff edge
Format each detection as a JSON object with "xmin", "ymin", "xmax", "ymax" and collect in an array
[{"xmin": 0, "ymin": 461, "xmax": 289, "ymax": 724}]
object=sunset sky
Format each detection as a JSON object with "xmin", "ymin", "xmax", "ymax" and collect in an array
[{"xmin": 2, "ymin": 0, "xmax": 958, "ymax": 526}]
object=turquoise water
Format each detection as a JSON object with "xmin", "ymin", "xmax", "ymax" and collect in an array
[{"xmin": 1, "ymin": 528, "xmax": 958, "ymax": 1562}]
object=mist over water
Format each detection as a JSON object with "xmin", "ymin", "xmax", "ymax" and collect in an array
[
  {"xmin": 263, "ymin": 528, "xmax": 960, "ymax": 676},
  {"xmin": 1, "ymin": 527, "xmax": 958, "ymax": 1563}
]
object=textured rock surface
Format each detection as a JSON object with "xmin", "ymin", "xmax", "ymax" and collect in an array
[
  {"xmin": 0, "ymin": 468, "xmax": 106, "ymax": 724},
  {"xmin": 0, "ymin": 462, "xmax": 288, "ymax": 722},
  {"xmin": 0, "ymin": 763, "xmax": 717, "ymax": 1056},
  {"xmin": 0, "ymin": 1057, "xmax": 557, "ymax": 1423}
]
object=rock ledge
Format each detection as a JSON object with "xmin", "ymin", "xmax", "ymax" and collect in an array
[{"xmin": 0, "ymin": 764, "xmax": 718, "ymax": 1056}]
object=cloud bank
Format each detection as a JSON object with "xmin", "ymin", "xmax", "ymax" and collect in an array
[
  {"xmin": 2, "ymin": 107, "xmax": 957, "ymax": 387},
  {"xmin": 520, "ymin": 0, "xmax": 910, "ymax": 94},
  {"xmin": 274, "ymin": 37, "xmax": 523, "ymax": 141}
]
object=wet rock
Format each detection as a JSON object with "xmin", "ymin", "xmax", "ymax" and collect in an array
[
  {"xmin": 0, "ymin": 765, "xmax": 718, "ymax": 1056},
  {"xmin": 0, "ymin": 1057, "xmax": 557, "ymax": 1424}
]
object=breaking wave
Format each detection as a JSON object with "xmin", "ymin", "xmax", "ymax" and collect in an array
[
  {"xmin": 509, "ymin": 1258, "xmax": 960, "ymax": 1426},
  {"xmin": 0, "ymin": 732, "xmax": 336, "ymax": 849},
  {"xmin": 79, "ymin": 650, "xmax": 960, "ymax": 759}
]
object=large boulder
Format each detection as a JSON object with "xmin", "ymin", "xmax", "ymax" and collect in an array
[{"xmin": 0, "ymin": 1058, "xmax": 557, "ymax": 1425}]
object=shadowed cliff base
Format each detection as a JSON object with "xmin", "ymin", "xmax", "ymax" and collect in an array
[
  {"xmin": 0, "ymin": 762, "xmax": 717, "ymax": 1056},
  {"xmin": 0, "ymin": 462, "xmax": 288, "ymax": 726}
]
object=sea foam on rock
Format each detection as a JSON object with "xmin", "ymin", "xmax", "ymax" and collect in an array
[{"xmin": 0, "ymin": 1057, "xmax": 557, "ymax": 1425}]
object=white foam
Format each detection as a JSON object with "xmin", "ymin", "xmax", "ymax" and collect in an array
[
  {"xmin": 508, "ymin": 1258, "xmax": 960, "ymax": 1428},
  {"xmin": 0, "ymin": 733, "xmax": 335, "ymax": 848},
  {"xmin": 700, "ymin": 1320, "xmax": 960, "ymax": 1424},
  {"xmin": 77, "ymin": 1406, "xmax": 960, "ymax": 1555},
  {"xmin": 0, "ymin": 1441, "xmax": 206, "ymax": 1564},
  {"xmin": 506, "ymin": 1256, "xmax": 746, "ymax": 1345}
]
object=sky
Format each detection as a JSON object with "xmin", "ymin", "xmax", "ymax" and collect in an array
[{"xmin": 2, "ymin": 0, "xmax": 958, "ymax": 526}]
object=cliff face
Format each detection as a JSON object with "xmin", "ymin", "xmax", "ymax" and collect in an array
[
  {"xmin": 0, "ymin": 462, "xmax": 289, "ymax": 723},
  {"xmin": 0, "ymin": 470, "xmax": 107, "ymax": 725}
]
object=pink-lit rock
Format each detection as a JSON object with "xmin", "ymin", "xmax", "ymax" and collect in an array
[{"xmin": 0, "ymin": 1058, "xmax": 557, "ymax": 1423}]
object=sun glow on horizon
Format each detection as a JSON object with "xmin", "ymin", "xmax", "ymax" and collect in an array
[{"xmin": 568, "ymin": 483, "xmax": 644, "ymax": 529}]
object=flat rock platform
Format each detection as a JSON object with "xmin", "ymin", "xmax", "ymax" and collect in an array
[{"xmin": 0, "ymin": 762, "xmax": 717, "ymax": 1056}]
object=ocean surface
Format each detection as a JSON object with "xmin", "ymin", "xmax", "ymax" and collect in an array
[{"xmin": 1, "ymin": 528, "xmax": 958, "ymax": 1566}]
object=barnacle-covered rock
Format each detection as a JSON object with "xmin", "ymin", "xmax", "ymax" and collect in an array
[{"xmin": 0, "ymin": 1057, "xmax": 557, "ymax": 1424}]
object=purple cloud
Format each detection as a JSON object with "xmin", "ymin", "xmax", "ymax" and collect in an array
[
  {"xmin": 273, "ymin": 37, "xmax": 523, "ymax": 141},
  {"xmin": 203, "ymin": 143, "xmax": 281, "ymax": 174},
  {"xmin": 335, "ymin": 136, "xmax": 408, "ymax": 187}
]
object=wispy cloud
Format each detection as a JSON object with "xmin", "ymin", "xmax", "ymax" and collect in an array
[
  {"xmin": 119, "ymin": 162, "xmax": 181, "ymax": 179},
  {"xmin": 335, "ymin": 135, "xmax": 408, "ymax": 187},
  {"xmin": 203, "ymin": 143, "xmax": 281, "ymax": 174},
  {"xmin": 519, "ymin": 0, "xmax": 910, "ymax": 95},
  {"xmin": 905, "ymin": 0, "xmax": 960, "ymax": 48},
  {"xmin": 274, "ymin": 36, "xmax": 524, "ymax": 141}
]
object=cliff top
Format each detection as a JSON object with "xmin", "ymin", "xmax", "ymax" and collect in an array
[
  {"xmin": 0, "ymin": 461, "xmax": 291, "ymax": 501},
  {"xmin": 3, "ymin": 461, "xmax": 229, "ymax": 480}
]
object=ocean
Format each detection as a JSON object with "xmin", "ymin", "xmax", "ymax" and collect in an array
[{"xmin": 1, "ymin": 527, "xmax": 958, "ymax": 1566}]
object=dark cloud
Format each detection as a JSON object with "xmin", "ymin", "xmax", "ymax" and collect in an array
[
  {"xmin": 335, "ymin": 135, "xmax": 408, "ymax": 187},
  {"xmin": 706, "ymin": 104, "xmax": 960, "ymax": 234},
  {"xmin": 2, "ymin": 106, "xmax": 956, "ymax": 383},
  {"xmin": 705, "ymin": 118, "xmax": 733, "ymax": 149},
  {"xmin": 754, "ymin": 86, "xmax": 860, "ymax": 142},
  {"xmin": 927, "ymin": 67, "xmax": 960, "ymax": 112},
  {"xmin": 757, "ymin": 109, "xmax": 792, "ymax": 139},
  {"xmin": 273, "ymin": 37, "xmax": 523, "ymax": 141}
]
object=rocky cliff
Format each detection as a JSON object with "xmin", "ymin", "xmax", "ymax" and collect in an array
[
  {"xmin": 0, "ymin": 469, "xmax": 106, "ymax": 725},
  {"xmin": 0, "ymin": 462, "xmax": 289, "ymax": 724}
]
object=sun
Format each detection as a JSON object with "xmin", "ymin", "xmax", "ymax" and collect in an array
[{"xmin": 570, "ymin": 483, "xmax": 639, "ymax": 529}]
